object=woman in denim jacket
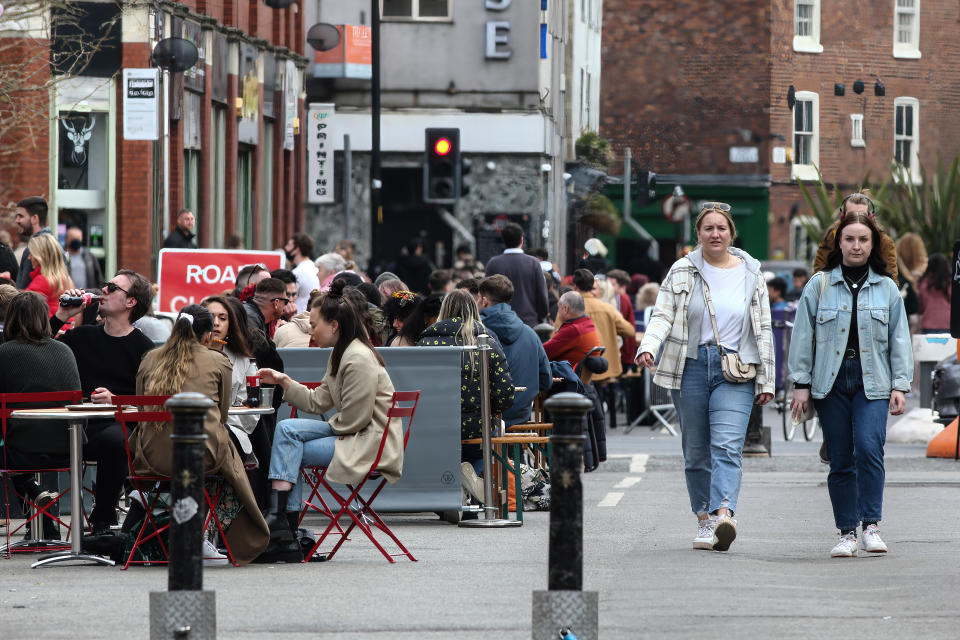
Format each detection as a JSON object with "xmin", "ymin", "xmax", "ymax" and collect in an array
[
  {"xmin": 788, "ymin": 205, "xmax": 912, "ymax": 558},
  {"xmin": 637, "ymin": 203, "xmax": 775, "ymax": 552}
]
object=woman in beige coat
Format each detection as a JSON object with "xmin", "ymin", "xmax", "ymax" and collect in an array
[
  {"xmin": 258, "ymin": 279, "xmax": 402, "ymax": 561},
  {"xmin": 131, "ymin": 304, "xmax": 270, "ymax": 566}
]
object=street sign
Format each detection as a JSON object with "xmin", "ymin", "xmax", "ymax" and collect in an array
[
  {"xmin": 661, "ymin": 193, "xmax": 691, "ymax": 222},
  {"xmin": 307, "ymin": 103, "xmax": 335, "ymax": 204},
  {"xmin": 122, "ymin": 68, "xmax": 159, "ymax": 140},
  {"xmin": 157, "ymin": 249, "xmax": 285, "ymax": 313}
]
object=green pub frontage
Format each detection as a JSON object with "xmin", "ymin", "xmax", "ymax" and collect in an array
[{"xmin": 593, "ymin": 178, "xmax": 771, "ymax": 277}]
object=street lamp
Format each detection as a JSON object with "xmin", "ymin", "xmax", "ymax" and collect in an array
[
  {"xmin": 262, "ymin": 0, "xmax": 297, "ymax": 8},
  {"xmin": 152, "ymin": 37, "xmax": 198, "ymax": 243}
]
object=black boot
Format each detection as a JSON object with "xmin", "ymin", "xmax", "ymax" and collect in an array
[{"xmin": 254, "ymin": 490, "xmax": 303, "ymax": 563}]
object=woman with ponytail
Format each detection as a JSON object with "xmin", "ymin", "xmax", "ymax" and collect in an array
[
  {"xmin": 130, "ymin": 304, "xmax": 269, "ymax": 565},
  {"xmin": 257, "ymin": 279, "xmax": 403, "ymax": 562}
]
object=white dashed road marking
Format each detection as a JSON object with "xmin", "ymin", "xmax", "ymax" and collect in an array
[
  {"xmin": 598, "ymin": 492, "xmax": 624, "ymax": 508},
  {"xmin": 614, "ymin": 477, "xmax": 642, "ymax": 489},
  {"xmin": 630, "ymin": 454, "xmax": 649, "ymax": 474}
]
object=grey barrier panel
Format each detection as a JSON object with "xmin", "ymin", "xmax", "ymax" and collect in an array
[{"xmin": 278, "ymin": 346, "xmax": 463, "ymax": 512}]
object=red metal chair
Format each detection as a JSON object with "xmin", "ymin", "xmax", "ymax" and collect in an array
[
  {"xmin": 286, "ymin": 382, "xmax": 343, "ymax": 534},
  {"xmin": 1, "ymin": 390, "xmax": 82, "ymax": 557},
  {"xmin": 114, "ymin": 395, "xmax": 238, "ymax": 569},
  {"xmin": 301, "ymin": 390, "xmax": 420, "ymax": 563}
]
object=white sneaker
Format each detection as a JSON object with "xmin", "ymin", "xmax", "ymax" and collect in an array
[
  {"xmin": 830, "ymin": 532, "xmax": 858, "ymax": 558},
  {"xmin": 202, "ymin": 538, "xmax": 230, "ymax": 566},
  {"xmin": 861, "ymin": 524, "xmax": 888, "ymax": 553},
  {"xmin": 461, "ymin": 462, "xmax": 486, "ymax": 504},
  {"xmin": 693, "ymin": 518, "xmax": 716, "ymax": 550},
  {"xmin": 713, "ymin": 516, "xmax": 738, "ymax": 551}
]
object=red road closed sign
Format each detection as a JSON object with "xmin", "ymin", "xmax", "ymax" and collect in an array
[{"xmin": 157, "ymin": 249, "xmax": 285, "ymax": 313}]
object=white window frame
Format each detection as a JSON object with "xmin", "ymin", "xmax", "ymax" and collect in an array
[
  {"xmin": 893, "ymin": 97, "xmax": 920, "ymax": 182},
  {"xmin": 850, "ymin": 113, "xmax": 865, "ymax": 147},
  {"xmin": 893, "ymin": 0, "xmax": 921, "ymax": 59},
  {"xmin": 380, "ymin": 0, "xmax": 452, "ymax": 22},
  {"xmin": 791, "ymin": 91, "xmax": 819, "ymax": 181},
  {"xmin": 793, "ymin": 0, "xmax": 823, "ymax": 53}
]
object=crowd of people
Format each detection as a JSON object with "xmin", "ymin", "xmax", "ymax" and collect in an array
[{"xmin": 0, "ymin": 189, "xmax": 946, "ymax": 562}]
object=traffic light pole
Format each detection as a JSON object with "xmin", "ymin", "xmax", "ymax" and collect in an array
[{"xmin": 370, "ymin": 0, "xmax": 382, "ymax": 227}]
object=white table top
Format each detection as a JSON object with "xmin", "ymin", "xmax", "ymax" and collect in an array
[
  {"xmin": 12, "ymin": 405, "xmax": 275, "ymax": 420},
  {"xmin": 10, "ymin": 407, "xmax": 117, "ymax": 420}
]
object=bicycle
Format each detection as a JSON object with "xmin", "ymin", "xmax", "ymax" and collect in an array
[{"xmin": 773, "ymin": 319, "xmax": 817, "ymax": 441}]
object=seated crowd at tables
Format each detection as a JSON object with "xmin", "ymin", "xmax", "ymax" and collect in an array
[{"xmin": 0, "ymin": 232, "xmax": 644, "ymax": 566}]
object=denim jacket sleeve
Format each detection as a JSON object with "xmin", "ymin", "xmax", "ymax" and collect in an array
[
  {"xmin": 786, "ymin": 272, "xmax": 823, "ymax": 388},
  {"xmin": 887, "ymin": 278, "xmax": 914, "ymax": 393}
]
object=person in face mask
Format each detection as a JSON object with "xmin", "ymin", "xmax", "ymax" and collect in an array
[{"xmin": 65, "ymin": 226, "xmax": 103, "ymax": 291}]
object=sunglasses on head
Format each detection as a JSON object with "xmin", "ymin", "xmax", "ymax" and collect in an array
[
  {"xmin": 102, "ymin": 281, "xmax": 130, "ymax": 295},
  {"xmin": 839, "ymin": 193, "xmax": 876, "ymax": 217},
  {"xmin": 699, "ymin": 202, "xmax": 731, "ymax": 213}
]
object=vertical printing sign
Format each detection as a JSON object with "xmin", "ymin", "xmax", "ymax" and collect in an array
[
  {"xmin": 307, "ymin": 104, "xmax": 335, "ymax": 204},
  {"xmin": 122, "ymin": 68, "xmax": 159, "ymax": 140}
]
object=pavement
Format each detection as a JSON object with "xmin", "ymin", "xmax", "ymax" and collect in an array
[{"xmin": 1, "ymin": 401, "xmax": 958, "ymax": 639}]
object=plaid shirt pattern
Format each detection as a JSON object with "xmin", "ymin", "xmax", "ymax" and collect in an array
[{"xmin": 638, "ymin": 255, "xmax": 776, "ymax": 395}]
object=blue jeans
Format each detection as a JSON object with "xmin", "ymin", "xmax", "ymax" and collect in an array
[
  {"xmin": 268, "ymin": 419, "xmax": 337, "ymax": 512},
  {"xmin": 671, "ymin": 344, "xmax": 755, "ymax": 517},
  {"xmin": 814, "ymin": 357, "xmax": 887, "ymax": 530}
]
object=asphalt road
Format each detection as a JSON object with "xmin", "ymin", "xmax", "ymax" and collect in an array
[{"xmin": 1, "ymin": 424, "xmax": 958, "ymax": 639}]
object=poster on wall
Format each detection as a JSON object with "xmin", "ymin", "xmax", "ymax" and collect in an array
[
  {"xmin": 238, "ymin": 43, "xmax": 259, "ymax": 145},
  {"xmin": 306, "ymin": 103, "xmax": 335, "ymax": 204},
  {"xmin": 122, "ymin": 68, "xmax": 159, "ymax": 140},
  {"xmin": 182, "ymin": 21, "xmax": 206, "ymax": 94},
  {"xmin": 283, "ymin": 60, "xmax": 298, "ymax": 151}
]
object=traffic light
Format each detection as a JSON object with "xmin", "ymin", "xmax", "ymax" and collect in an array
[
  {"xmin": 635, "ymin": 169, "xmax": 657, "ymax": 206},
  {"xmin": 424, "ymin": 128, "xmax": 461, "ymax": 204}
]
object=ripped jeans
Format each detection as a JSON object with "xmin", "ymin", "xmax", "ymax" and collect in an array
[{"xmin": 670, "ymin": 344, "xmax": 755, "ymax": 517}]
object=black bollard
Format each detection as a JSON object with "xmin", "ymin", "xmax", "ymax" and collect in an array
[
  {"xmin": 543, "ymin": 392, "xmax": 594, "ymax": 591},
  {"xmin": 166, "ymin": 392, "xmax": 213, "ymax": 592}
]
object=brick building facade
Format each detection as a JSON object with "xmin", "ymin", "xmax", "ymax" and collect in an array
[
  {"xmin": 0, "ymin": 0, "xmax": 307, "ymax": 280},
  {"xmin": 600, "ymin": 0, "xmax": 960, "ymax": 262}
]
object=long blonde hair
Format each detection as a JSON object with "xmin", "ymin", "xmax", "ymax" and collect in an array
[
  {"xmin": 27, "ymin": 234, "xmax": 73, "ymax": 297},
  {"xmin": 438, "ymin": 289, "xmax": 486, "ymax": 370},
  {"xmin": 140, "ymin": 305, "xmax": 213, "ymax": 429}
]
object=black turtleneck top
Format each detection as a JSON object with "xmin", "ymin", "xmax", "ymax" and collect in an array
[{"xmin": 841, "ymin": 263, "xmax": 870, "ymax": 356}]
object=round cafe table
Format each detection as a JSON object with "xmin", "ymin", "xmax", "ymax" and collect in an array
[{"xmin": 9, "ymin": 407, "xmax": 119, "ymax": 568}]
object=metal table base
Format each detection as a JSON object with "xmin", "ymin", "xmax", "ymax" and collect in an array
[{"xmin": 6, "ymin": 413, "xmax": 117, "ymax": 568}]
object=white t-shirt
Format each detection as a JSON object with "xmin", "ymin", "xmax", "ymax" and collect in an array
[
  {"xmin": 699, "ymin": 260, "xmax": 747, "ymax": 351},
  {"xmin": 293, "ymin": 259, "xmax": 321, "ymax": 313}
]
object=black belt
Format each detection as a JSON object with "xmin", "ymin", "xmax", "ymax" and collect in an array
[{"xmin": 843, "ymin": 348, "xmax": 859, "ymax": 360}]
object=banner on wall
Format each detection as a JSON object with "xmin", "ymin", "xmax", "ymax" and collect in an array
[
  {"xmin": 157, "ymin": 249, "xmax": 285, "ymax": 313},
  {"xmin": 306, "ymin": 103, "xmax": 335, "ymax": 204},
  {"xmin": 122, "ymin": 68, "xmax": 159, "ymax": 140}
]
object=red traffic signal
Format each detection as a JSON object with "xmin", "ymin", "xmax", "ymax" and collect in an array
[
  {"xmin": 434, "ymin": 138, "xmax": 452, "ymax": 156},
  {"xmin": 424, "ymin": 128, "xmax": 461, "ymax": 204}
]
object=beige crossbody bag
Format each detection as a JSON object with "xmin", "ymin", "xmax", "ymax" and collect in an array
[{"xmin": 702, "ymin": 284, "xmax": 757, "ymax": 384}]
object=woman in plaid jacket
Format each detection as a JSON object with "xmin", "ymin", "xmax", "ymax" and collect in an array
[{"xmin": 636, "ymin": 203, "xmax": 775, "ymax": 553}]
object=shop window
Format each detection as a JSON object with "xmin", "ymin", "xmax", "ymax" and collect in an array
[
  {"xmin": 792, "ymin": 91, "xmax": 819, "ymax": 181},
  {"xmin": 793, "ymin": 0, "xmax": 822, "ymax": 53},
  {"xmin": 382, "ymin": 0, "xmax": 451, "ymax": 20},
  {"xmin": 894, "ymin": 97, "xmax": 920, "ymax": 179},
  {"xmin": 893, "ymin": 0, "xmax": 921, "ymax": 59}
]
